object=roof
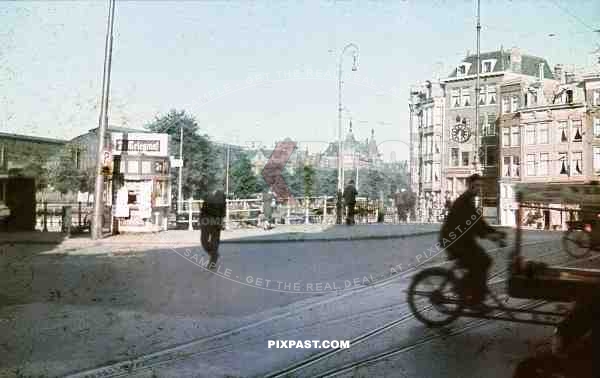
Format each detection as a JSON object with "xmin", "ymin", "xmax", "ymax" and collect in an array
[
  {"xmin": 0, "ymin": 131, "xmax": 66, "ymax": 145},
  {"xmin": 447, "ymin": 50, "xmax": 554, "ymax": 80},
  {"xmin": 86, "ymin": 125, "xmax": 148, "ymax": 134}
]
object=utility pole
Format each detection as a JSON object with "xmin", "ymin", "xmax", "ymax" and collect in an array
[
  {"xmin": 474, "ymin": 0, "xmax": 481, "ymax": 174},
  {"xmin": 177, "ymin": 125, "xmax": 183, "ymax": 209},
  {"xmin": 91, "ymin": 0, "xmax": 116, "ymax": 240}
]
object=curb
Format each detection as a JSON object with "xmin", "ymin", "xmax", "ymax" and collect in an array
[
  {"xmin": 0, "ymin": 231, "xmax": 440, "ymax": 248},
  {"xmin": 219, "ymin": 230, "xmax": 440, "ymax": 244}
]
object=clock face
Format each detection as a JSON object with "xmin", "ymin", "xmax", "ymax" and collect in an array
[{"xmin": 451, "ymin": 123, "xmax": 471, "ymax": 143}]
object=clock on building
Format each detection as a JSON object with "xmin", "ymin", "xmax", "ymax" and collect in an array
[{"xmin": 451, "ymin": 122, "xmax": 471, "ymax": 143}]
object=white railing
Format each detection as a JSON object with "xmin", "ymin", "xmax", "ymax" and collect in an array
[{"xmin": 173, "ymin": 196, "xmax": 426, "ymax": 230}]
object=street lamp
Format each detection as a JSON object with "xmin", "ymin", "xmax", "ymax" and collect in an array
[{"xmin": 337, "ymin": 43, "xmax": 360, "ymax": 192}]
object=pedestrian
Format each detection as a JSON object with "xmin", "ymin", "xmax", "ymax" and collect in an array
[
  {"xmin": 394, "ymin": 189, "xmax": 407, "ymax": 223},
  {"xmin": 262, "ymin": 190, "xmax": 274, "ymax": 230},
  {"xmin": 200, "ymin": 188, "xmax": 226, "ymax": 269},
  {"xmin": 343, "ymin": 180, "xmax": 358, "ymax": 225}
]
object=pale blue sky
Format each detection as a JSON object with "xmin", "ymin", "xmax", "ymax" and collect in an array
[{"xmin": 1, "ymin": 0, "xmax": 599, "ymax": 161}]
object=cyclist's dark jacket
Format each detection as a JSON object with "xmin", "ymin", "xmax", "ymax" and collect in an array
[{"xmin": 440, "ymin": 191, "xmax": 495, "ymax": 248}]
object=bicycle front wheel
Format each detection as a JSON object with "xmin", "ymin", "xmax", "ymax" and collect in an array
[{"xmin": 407, "ymin": 267, "xmax": 464, "ymax": 327}]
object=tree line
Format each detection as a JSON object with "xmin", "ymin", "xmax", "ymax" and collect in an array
[{"xmin": 47, "ymin": 109, "xmax": 412, "ymax": 204}]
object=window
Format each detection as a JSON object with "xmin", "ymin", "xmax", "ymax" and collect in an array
[
  {"xmin": 433, "ymin": 163, "xmax": 440, "ymax": 182},
  {"xmin": 510, "ymin": 96, "xmax": 519, "ymax": 112},
  {"xmin": 538, "ymin": 123, "xmax": 549, "ymax": 144},
  {"xmin": 479, "ymin": 115, "xmax": 486, "ymax": 136},
  {"xmin": 485, "ymin": 114, "xmax": 496, "ymax": 136},
  {"xmin": 559, "ymin": 152, "xmax": 568, "ymax": 175},
  {"xmin": 502, "ymin": 97, "xmax": 510, "ymax": 113},
  {"xmin": 503, "ymin": 156, "xmax": 511, "ymax": 176},
  {"xmin": 572, "ymin": 120, "xmax": 582, "ymax": 142},
  {"xmin": 511, "ymin": 126, "xmax": 520, "ymax": 146},
  {"xmin": 461, "ymin": 88, "xmax": 471, "ymax": 107},
  {"xmin": 558, "ymin": 121, "xmax": 568, "ymax": 143},
  {"xmin": 593, "ymin": 90, "xmax": 600, "ymax": 106},
  {"xmin": 483, "ymin": 61, "xmax": 492, "ymax": 73},
  {"xmin": 486, "ymin": 146, "xmax": 497, "ymax": 166},
  {"xmin": 513, "ymin": 156, "xmax": 520, "ymax": 177},
  {"xmin": 451, "ymin": 148, "xmax": 459, "ymax": 166},
  {"xmin": 127, "ymin": 160, "xmax": 139, "ymax": 174},
  {"xmin": 479, "ymin": 86, "xmax": 486, "ymax": 106},
  {"xmin": 595, "ymin": 118, "xmax": 600, "ymax": 137},
  {"xmin": 141, "ymin": 161, "xmax": 152, "ymax": 174},
  {"xmin": 566, "ymin": 90, "xmax": 573, "ymax": 104},
  {"xmin": 461, "ymin": 151, "xmax": 470, "ymax": 166},
  {"xmin": 572, "ymin": 152, "xmax": 583, "ymax": 175},
  {"xmin": 526, "ymin": 154, "xmax": 536, "ymax": 176},
  {"xmin": 458, "ymin": 64, "xmax": 467, "ymax": 76},
  {"xmin": 526, "ymin": 125, "xmax": 536, "ymax": 145},
  {"xmin": 594, "ymin": 147, "xmax": 600, "ymax": 175},
  {"xmin": 154, "ymin": 161, "xmax": 165, "ymax": 173},
  {"xmin": 502, "ymin": 127, "xmax": 510, "ymax": 147},
  {"xmin": 539, "ymin": 153, "xmax": 549, "ymax": 176},
  {"xmin": 451, "ymin": 89, "xmax": 460, "ymax": 108},
  {"xmin": 488, "ymin": 86, "xmax": 496, "ymax": 105}
]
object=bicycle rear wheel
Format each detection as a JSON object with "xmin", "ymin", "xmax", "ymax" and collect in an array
[
  {"xmin": 407, "ymin": 267, "xmax": 464, "ymax": 327},
  {"xmin": 562, "ymin": 229, "xmax": 592, "ymax": 258}
]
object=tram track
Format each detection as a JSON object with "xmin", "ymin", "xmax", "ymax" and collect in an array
[
  {"xmin": 64, "ymin": 238, "xmax": 561, "ymax": 378},
  {"xmin": 263, "ymin": 246, "xmax": 566, "ymax": 378}
]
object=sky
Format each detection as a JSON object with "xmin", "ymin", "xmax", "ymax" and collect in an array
[{"xmin": 1, "ymin": 0, "xmax": 599, "ymax": 162}]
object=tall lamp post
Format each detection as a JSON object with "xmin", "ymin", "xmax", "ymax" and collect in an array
[{"xmin": 337, "ymin": 43, "xmax": 359, "ymax": 192}]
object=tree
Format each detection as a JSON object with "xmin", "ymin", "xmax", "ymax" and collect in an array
[
  {"xmin": 362, "ymin": 168, "xmax": 386, "ymax": 199},
  {"xmin": 145, "ymin": 109, "xmax": 219, "ymax": 200},
  {"xmin": 47, "ymin": 146, "xmax": 87, "ymax": 194},
  {"xmin": 303, "ymin": 165, "xmax": 316, "ymax": 198},
  {"xmin": 230, "ymin": 152, "xmax": 257, "ymax": 198},
  {"xmin": 316, "ymin": 168, "xmax": 337, "ymax": 197}
]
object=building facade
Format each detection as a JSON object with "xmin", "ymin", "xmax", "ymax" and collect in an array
[
  {"xmin": 409, "ymin": 80, "xmax": 446, "ymax": 222},
  {"xmin": 498, "ymin": 66, "xmax": 600, "ymax": 228},
  {"xmin": 410, "ymin": 47, "xmax": 554, "ymax": 224}
]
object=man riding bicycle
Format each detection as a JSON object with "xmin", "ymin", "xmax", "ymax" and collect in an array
[{"xmin": 440, "ymin": 174, "xmax": 505, "ymax": 306}]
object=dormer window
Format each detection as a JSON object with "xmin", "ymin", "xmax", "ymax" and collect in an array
[
  {"xmin": 457, "ymin": 63, "xmax": 471, "ymax": 77},
  {"xmin": 481, "ymin": 59, "xmax": 496, "ymax": 73},
  {"xmin": 566, "ymin": 89, "xmax": 574, "ymax": 104}
]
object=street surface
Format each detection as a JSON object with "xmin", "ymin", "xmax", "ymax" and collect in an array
[{"xmin": 0, "ymin": 225, "xmax": 588, "ymax": 377}]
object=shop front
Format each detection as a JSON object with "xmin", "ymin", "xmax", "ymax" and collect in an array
[{"xmin": 111, "ymin": 132, "xmax": 171, "ymax": 233}]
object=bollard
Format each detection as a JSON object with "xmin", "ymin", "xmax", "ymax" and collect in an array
[
  {"xmin": 188, "ymin": 198, "xmax": 194, "ymax": 231},
  {"xmin": 305, "ymin": 198, "xmax": 309, "ymax": 224},
  {"xmin": 286, "ymin": 202, "xmax": 291, "ymax": 224},
  {"xmin": 78, "ymin": 202, "xmax": 82, "ymax": 228},
  {"xmin": 322, "ymin": 196, "xmax": 327, "ymax": 224}
]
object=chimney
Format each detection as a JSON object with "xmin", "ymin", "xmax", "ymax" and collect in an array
[
  {"xmin": 510, "ymin": 46, "xmax": 522, "ymax": 73},
  {"xmin": 554, "ymin": 64, "xmax": 564, "ymax": 82}
]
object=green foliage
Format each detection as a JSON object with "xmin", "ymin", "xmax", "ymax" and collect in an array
[
  {"xmin": 302, "ymin": 165, "xmax": 316, "ymax": 198},
  {"xmin": 145, "ymin": 109, "xmax": 219, "ymax": 199},
  {"xmin": 362, "ymin": 169, "xmax": 386, "ymax": 199},
  {"xmin": 47, "ymin": 146, "xmax": 89, "ymax": 194},
  {"xmin": 230, "ymin": 152, "xmax": 258, "ymax": 198},
  {"xmin": 315, "ymin": 168, "xmax": 337, "ymax": 197}
]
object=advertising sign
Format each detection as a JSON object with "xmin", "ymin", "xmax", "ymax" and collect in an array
[{"xmin": 111, "ymin": 133, "xmax": 169, "ymax": 157}]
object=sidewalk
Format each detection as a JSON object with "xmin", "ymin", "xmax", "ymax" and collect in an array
[{"xmin": 0, "ymin": 223, "xmax": 441, "ymax": 251}]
